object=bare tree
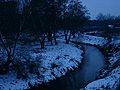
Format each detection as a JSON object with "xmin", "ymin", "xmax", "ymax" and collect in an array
[
  {"xmin": 30, "ymin": 0, "xmax": 66, "ymax": 48},
  {"xmin": 0, "ymin": 1, "xmax": 26, "ymax": 74},
  {"xmin": 62, "ymin": 0, "xmax": 89, "ymax": 44},
  {"xmin": 0, "ymin": 18, "xmax": 25, "ymax": 74}
]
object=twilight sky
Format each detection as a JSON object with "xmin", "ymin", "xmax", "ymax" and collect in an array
[{"xmin": 81, "ymin": 0, "xmax": 120, "ymax": 19}]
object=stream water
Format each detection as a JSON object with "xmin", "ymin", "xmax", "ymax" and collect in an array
[{"xmin": 30, "ymin": 45, "xmax": 106, "ymax": 90}]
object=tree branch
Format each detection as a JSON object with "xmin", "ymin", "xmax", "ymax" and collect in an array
[{"xmin": 12, "ymin": 17, "xmax": 25, "ymax": 57}]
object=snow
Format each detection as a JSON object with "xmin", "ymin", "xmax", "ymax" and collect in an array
[
  {"xmin": 111, "ymin": 36, "xmax": 120, "ymax": 46},
  {"xmin": 109, "ymin": 51, "xmax": 120, "ymax": 65},
  {"xmin": 31, "ymin": 41, "xmax": 83, "ymax": 81},
  {"xmin": 0, "ymin": 72, "xmax": 28, "ymax": 90},
  {"xmin": 72, "ymin": 33, "xmax": 107, "ymax": 46},
  {"xmin": 108, "ymin": 36, "xmax": 120, "ymax": 65},
  {"xmin": 0, "ymin": 40, "xmax": 83, "ymax": 90},
  {"xmin": 84, "ymin": 66, "xmax": 120, "ymax": 90}
]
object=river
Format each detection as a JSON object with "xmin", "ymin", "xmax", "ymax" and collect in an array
[{"xmin": 30, "ymin": 45, "xmax": 106, "ymax": 90}]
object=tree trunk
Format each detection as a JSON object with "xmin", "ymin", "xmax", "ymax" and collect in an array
[
  {"xmin": 72, "ymin": 32, "xmax": 75, "ymax": 38},
  {"xmin": 50, "ymin": 36, "xmax": 53, "ymax": 45},
  {"xmin": 53, "ymin": 31, "xmax": 57, "ymax": 45},
  {"xmin": 47, "ymin": 31, "xmax": 52, "ymax": 42},
  {"xmin": 68, "ymin": 32, "xmax": 71, "ymax": 44},
  {"xmin": 39, "ymin": 35, "xmax": 45, "ymax": 49},
  {"xmin": 64, "ymin": 30, "xmax": 71, "ymax": 44},
  {"xmin": 40, "ymin": 39, "xmax": 45, "ymax": 49},
  {"xmin": 47, "ymin": 31, "xmax": 53, "ymax": 45},
  {"xmin": 71, "ymin": 30, "xmax": 76, "ymax": 38},
  {"xmin": 65, "ymin": 33, "xmax": 68, "ymax": 43}
]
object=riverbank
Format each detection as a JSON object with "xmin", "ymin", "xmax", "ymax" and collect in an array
[
  {"xmin": 73, "ymin": 34, "xmax": 120, "ymax": 90},
  {"xmin": 0, "ymin": 40, "xmax": 83, "ymax": 90},
  {"xmin": 0, "ymin": 33, "xmax": 119, "ymax": 90},
  {"xmin": 91, "ymin": 48, "xmax": 119, "ymax": 89}
]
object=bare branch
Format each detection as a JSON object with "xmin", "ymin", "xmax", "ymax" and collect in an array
[{"xmin": 12, "ymin": 16, "xmax": 25, "ymax": 57}]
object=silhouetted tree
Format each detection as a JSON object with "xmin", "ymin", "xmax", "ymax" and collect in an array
[
  {"xmin": 0, "ymin": 1, "xmax": 26, "ymax": 74},
  {"xmin": 30, "ymin": 0, "xmax": 67, "ymax": 48},
  {"xmin": 62, "ymin": 0, "xmax": 89, "ymax": 44}
]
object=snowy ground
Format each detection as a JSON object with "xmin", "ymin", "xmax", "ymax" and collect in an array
[
  {"xmin": 72, "ymin": 33, "xmax": 107, "ymax": 46},
  {"xmin": 105, "ymin": 36, "xmax": 120, "ymax": 66},
  {"xmin": 111, "ymin": 36, "xmax": 120, "ymax": 46},
  {"xmin": 109, "ymin": 36, "xmax": 120, "ymax": 65},
  {"xmin": 84, "ymin": 66, "xmax": 120, "ymax": 90},
  {"xmin": 0, "ymin": 40, "xmax": 83, "ymax": 90},
  {"xmin": 109, "ymin": 51, "xmax": 120, "ymax": 65}
]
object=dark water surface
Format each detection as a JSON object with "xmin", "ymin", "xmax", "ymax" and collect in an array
[{"xmin": 30, "ymin": 45, "xmax": 105, "ymax": 90}]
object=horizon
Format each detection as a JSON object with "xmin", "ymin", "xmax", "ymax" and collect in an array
[{"xmin": 82, "ymin": 0, "xmax": 120, "ymax": 19}]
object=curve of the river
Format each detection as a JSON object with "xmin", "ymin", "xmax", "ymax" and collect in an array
[{"xmin": 30, "ymin": 45, "xmax": 106, "ymax": 90}]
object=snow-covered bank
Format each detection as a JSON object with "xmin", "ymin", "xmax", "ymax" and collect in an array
[
  {"xmin": 109, "ymin": 51, "xmax": 120, "ymax": 65},
  {"xmin": 109, "ymin": 37, "xmax": 120, "ymax": 65},
  {"xmin": 31, "ymin": 42, "xmax": 83, "ymax": 82},
  {"xmin": 72, "ymin": 33, "xmax": 120, "ymax": 66},
  {"xmin": 84, "ymin": 66, "xmax": 120, "ymax": 90},
  {"xmin": 0, "ymin": 41, "xmax": 83, "ymax": 90},
  {"xmin": 72, "ymin": 34, "xmax": 107, "ymax": 46}
]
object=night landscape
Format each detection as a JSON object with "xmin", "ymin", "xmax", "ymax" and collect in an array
[{"xmin": 0, "ymin": 0, "xmax": 120, "ymax": 90}]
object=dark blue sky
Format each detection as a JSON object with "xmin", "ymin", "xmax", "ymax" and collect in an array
[{"xmin": 82, "ymin": 0, "xmax": 120, "ymax": 19}]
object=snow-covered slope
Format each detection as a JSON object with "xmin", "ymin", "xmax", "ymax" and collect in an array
[
  {"xmin": 109, "ymin": 37, "xmax": 120, "ymax": 65},
  {"xmin": 31, "ymin": 42, "xmax": 83, "ymax": 82},
  {"xmin": 109, "ymin": 51, "xmax": 120, "ymax": 65},
  {"xmin": 0, "ymin": 41, "xmax": 83, "ymax": 90},
  {"xmin": 84, "ymin": 66, "xmax": 120, "ymax": 90},
  {"xmin": 72, "ymin": 34, "xmax": 107, "ymax": 46}
]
